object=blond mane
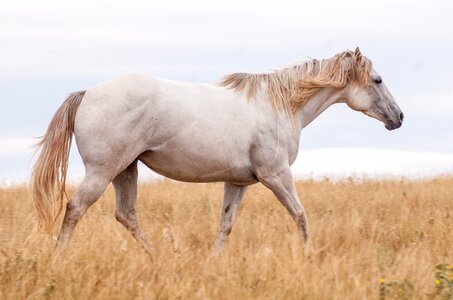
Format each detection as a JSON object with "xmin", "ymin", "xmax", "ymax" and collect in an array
[{"xmin": 218, "ymin": 48, "xmax": 373, "ymax": 116}]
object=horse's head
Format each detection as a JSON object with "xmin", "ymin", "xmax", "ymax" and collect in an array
[{"xmin": 344, "ymin": 48, "xmax": 403, "ymax": 130}]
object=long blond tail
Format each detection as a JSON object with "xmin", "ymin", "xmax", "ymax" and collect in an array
[{"xmin": 31, "ymin": 90, "xmax": 86, "ymax": 233}]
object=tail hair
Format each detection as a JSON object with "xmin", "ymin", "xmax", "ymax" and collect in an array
[{"xmin": 31, "ymin": 90, "xmax": 85, "ymax": 233}]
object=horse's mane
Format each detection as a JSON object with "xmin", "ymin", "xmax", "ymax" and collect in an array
[{"xmin": 218, "ymin": 48, "xmax": 373, "ymax": 116}]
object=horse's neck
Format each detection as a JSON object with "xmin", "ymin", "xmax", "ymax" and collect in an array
[{"xmin": 296, "ymin": 87, "xmax": 345, "ymax": 130}]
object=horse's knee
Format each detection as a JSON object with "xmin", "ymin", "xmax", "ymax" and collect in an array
[
  {"xmin": 115, "ymin": 211, "xmax": 127, "ymax": 225},
  {"xmin": 115, "ymin": 210, "xmax": 137, "ymax": 230}
]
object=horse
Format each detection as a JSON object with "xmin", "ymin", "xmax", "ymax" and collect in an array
[{"xmin": 31, "ymin": 47, "xmax": 403, "ymax": 255}]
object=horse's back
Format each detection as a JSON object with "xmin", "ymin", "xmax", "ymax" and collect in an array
[{"xmin": 73, "ymin": 74, "xmax": 261, "ymax": 183}]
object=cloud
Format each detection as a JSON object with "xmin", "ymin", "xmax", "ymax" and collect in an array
[
  {"xmin": 292, "ymin": 148, "xmax": 453, "ymax": 179},
  {"xmin": 1, "ymin": 0, "xmax": 452, "ymax": 80},
  {"xmin": 3, "ymin": 0, "xmax": 451, "ymax": 40},
  {"xmin": 1, "ymin": 137, "xmax": 453, "ymax": 181},
  {"xmin": 0, "ymin": 137, "xmax": 35, "ymax": 156},
  {"xmin": 401, "ymin": 90, "xmax": 453, "ymax": 115}
]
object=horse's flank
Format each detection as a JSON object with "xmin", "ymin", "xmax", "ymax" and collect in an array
[{"xmin": 218, "ymin": 48, "xmax": 373, "ymax": 116}]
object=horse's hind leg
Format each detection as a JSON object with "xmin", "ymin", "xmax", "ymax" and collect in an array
[
  {"xmin": 56, "ymin": 171, "xmax": 110, "ymax": 249},
  {"xmin": 113, "ymin": 160, "xmax": 154, "ymax": 254},
  {"xmin": 214, "ymin": 183, "xmax": 247, "ymax": 254}
]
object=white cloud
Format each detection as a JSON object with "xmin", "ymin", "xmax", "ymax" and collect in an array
[
  {"xmin": 292, "ymin": 148, "xmax": 453, "ymax": 179},
  {"xmin": 2, "ymin": 138, "xmax": 453, "ymax": 181},
  {"xmin": 1, "ymin": 0, "xmax": 452, "ymax": 79},
  {"xmin": 3, "ymin": 0, "xmax": 451, "ymax": 40},
  {"xmin": 401, "ymin": 90, "xmax": 453, "ymax": 115},
  {"xmin": 0, "ymin": 137, "xmax": 35, "ymax": 156}
]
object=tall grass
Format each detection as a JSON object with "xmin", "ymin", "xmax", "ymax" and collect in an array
[{"xmin": 1, "ymin": 178, "xmax": 452, "ymax": 299}]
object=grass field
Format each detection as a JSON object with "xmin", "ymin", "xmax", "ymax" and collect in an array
[{"xmin": 0, "ymin": 177, "xmax": 452, "ymax": 299}]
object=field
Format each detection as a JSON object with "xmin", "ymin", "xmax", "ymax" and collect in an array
[{"xmin": 0, "ymin": 177, "xmax": 452, "ymax": 299}]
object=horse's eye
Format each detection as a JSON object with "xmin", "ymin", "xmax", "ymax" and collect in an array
[{"xmin": 374, "ymin": 77, "xmax": 382, "ymax": 84}]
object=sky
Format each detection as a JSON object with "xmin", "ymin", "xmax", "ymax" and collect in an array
[{"xmin": 1, "ymin": 0, "xmax": 453, "ymax": 183}]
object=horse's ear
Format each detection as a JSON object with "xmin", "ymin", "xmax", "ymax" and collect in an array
[{"xmin": 354, "ymin": 47, "xmax": 362, "ymax": 62}]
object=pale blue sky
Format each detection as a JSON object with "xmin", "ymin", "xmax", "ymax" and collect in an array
[{"xmin": 1, "ymin": 0, "xmax": 452, "ymax": 181}]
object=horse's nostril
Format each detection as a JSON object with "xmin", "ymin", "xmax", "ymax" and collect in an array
[{"xmin": 399, "ymin": 112, "xmax": 404, "ymax": 122}]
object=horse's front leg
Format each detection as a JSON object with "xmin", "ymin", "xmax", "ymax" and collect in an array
[
  {"xmin": 258, "ymin": 167, "xmax": 311, "ymax": 250},
  {"xmin": 214, "ymin": 183, "xmax": 247, "ymax": 254}
]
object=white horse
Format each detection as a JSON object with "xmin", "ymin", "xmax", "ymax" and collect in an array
[{"xmin": 31, "ymin": 48, "xmax": 403, "ymax": 254}]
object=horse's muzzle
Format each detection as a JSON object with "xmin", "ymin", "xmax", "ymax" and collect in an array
[
  {"xmin": 385, "ymin": 122, "xmax": 399, "ymax": 130},
  {"xmin": 385, "ymin": 112, "xmax": 403, "ymax": 130}
]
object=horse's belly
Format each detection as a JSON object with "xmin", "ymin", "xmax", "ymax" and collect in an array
[{"xmin": 138, "ymin": 150, "xmax": 257, "ymax": 185}]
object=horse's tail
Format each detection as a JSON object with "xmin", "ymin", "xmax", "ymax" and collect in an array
[{"xmin": 31, "ymin": 90, "xmax": 86, "ymax": 233}]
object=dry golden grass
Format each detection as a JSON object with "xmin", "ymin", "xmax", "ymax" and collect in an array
[{"xmin": 1, "ymin": 177, "xmax": 452, "ymax": 299}]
